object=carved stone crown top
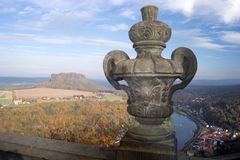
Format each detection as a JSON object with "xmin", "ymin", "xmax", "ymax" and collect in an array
[{"xmin": 129, "ymin": 5, "xmax": 171, "ymax": 47}]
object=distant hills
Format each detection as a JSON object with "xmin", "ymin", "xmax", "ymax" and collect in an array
[
  {"xmin": 191, "ymin": 79, "xmax": 240, "ymax": 86},
  {"xmin": 0, "ymin": 77, "xmax": 49, "ymax": 89},
  {"xmin": 0, "ymin": 74, "xmax": 239, "ymax": 90},
  {"xmin": 92, "ymin": 79, "xmax": 240, "ymax": 89},
  {"xmin": 37, "ymin": 73, "xmax": 105, "ymax": 92}
]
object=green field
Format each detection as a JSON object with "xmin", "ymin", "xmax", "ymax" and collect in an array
[
  {"xmin": 102, "ymin": 94, "xmax": 123, "ymax": 102},
  {"xmin": 0, "ymin": 93, "xmax": 12, "ymax": 106}
]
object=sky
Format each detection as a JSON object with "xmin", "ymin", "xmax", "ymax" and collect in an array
[{"xmin": 0, "ymin": 0, "xmax": 239, "ymax": 80}]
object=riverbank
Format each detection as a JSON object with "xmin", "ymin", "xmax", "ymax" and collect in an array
[
  {"xmin": 181, "ymin": 114, "xmax": 202, "ymax": 152},
  {"xmin": 175, "ymin": 106, "xmax": 240, "ymax": 158},
  {"xmin": 174, "ymin": 108, "xmax": 202, "ymax": 151},
  {"xmin": 172, "ymin": 111, "xmax": 198, "ymax": 150}
]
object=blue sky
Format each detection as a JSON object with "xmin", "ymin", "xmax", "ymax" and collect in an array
[{"xmin": 0, "ymin": 0, "xmax": 239, "ymax": 80}]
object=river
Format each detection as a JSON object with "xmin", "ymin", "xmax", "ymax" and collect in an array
[{"xmin": 171, "ymin": 112, "xmax": 197, "ymax": 150}]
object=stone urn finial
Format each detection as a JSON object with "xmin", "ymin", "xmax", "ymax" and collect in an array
[
  {"xmin": 129, "ymin": 5, "xmax": 171, "ymax": 49},
  {"xmin": 141, "ymin": 5, "xmax": 158, "ymax": 21},
  {"xmin": 103, "ymin": 5, "xmax": 197, "ymax": 142}
]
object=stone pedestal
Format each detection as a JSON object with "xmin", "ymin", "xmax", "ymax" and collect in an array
[{"xmin": 117, "ymin": 134, "xmax": 177, "ymax": 160}]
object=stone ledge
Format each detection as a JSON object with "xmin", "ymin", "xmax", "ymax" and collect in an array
[{"xmin": 0, "ymin": 132, "xmax": 115, "ymax": 160}]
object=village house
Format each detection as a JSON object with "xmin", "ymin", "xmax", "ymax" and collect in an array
[
  {"xmin": 73, "ymin": 95, "xmax": 85, "ymax": 100},
  {"xmin": 14, "ymin": 99, "xmax": 23, "ymax": 105}
]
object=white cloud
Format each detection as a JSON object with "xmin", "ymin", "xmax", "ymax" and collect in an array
[
  {"xmin": 162, "ymin": 0, "xmax": 195, "ymax": 17},
  {"xmin": 0, "ymin": 6, "xmax": 17, "ymax": 13},
  {"xmin": 33, "ymin": 9, "xmax": 94, "ymax": 29},
  {"xmin": 0, "ymin": 33, "xmax": 131, "ymax": 49},
  {"xmin": 110, "ymin": 0, "xmax": 129, "ymax": 6},
  {"xmin": 25, "ymin": 0, "xmax": 80, "ymax": 10},
  {"xmin": 2, "ymin": 0, "xmax": 239, "ymax": 32},
  {"xmin": 174, "ymin": 29, "xmax": 224, "ymax": 50},
  {"xmin": 219, "ymin": 0, "xmax": 240, "ymax": 24},
  {"xmin": 24, "ymin": 0, "xmax": 126, "ymax": 9},
  {"xmin": 6, "ymin": 1, "xmax": 102, "ymax": 30},
  {"xmin": 2, "ymin": 0, "xmax": 240, "ymax": 27},
  {"xmin": 18, "ymin": 6, "xmax": 38, "ymax": 15},
  {"xmin": 205, "ymin": 55, "xmax": 221, "ymax": 60},
  {"xmin": 191, "ymin": 36, "xmax": 223, "ymax": 50},
  {"xmin": 97, "ymin": 23, "xmax": 129, "ymax": 31},
  {"xmin": 120, "ymin": 9, "xmax": 136, "ymax": 20},
  {"xmin": 161, "ymin": 0, "xmax": 240, "ymax": 24},
  {"xmin": 0, "ymin": 51, "xmax": 105, "ymax": 78},
  {"xmin": 221, "ymin": 31, "xmax": 240, "ymax": 45},
  {"xmin": 122, "ymin": 0, "xmax": 240, "ymax": 24}
]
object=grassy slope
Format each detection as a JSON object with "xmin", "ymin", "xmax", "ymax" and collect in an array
[{"xmin": 0, "ymin": 91, "xmax": 12, "ymax": 106}]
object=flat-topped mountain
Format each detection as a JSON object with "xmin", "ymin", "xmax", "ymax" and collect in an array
[{"xmin": 37, "ymin": 73, "xmax": 105, "ymax": 91}]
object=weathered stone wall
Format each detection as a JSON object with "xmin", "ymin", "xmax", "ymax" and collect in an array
[{"xmin": 0, "ymin": 132, "xmax": 115, "ymax": 160}]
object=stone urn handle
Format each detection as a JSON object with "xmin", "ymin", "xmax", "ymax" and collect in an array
[
  {"xmin": 170, "ymin": 47, "xmax": 197, "ymax": 98},
  {"xmin": 103, "ymin": 50, "xmax": 130, "ymax": 94}
]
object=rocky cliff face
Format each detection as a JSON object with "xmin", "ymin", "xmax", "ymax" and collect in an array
[{"xmin": 37, "ymin": 73, "xmax": 104, "ymax": 91}]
